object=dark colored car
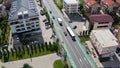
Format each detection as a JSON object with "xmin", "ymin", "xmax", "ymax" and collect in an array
[
  {"xmin": 52, "ymin": 16, "xmax": 55, "ymax": 19},
  {"xmin": 64, "ymin": 32, "xmax": 67, "ymax": 36},
  {"xmin": 50, "ymin": 11, "xmax": 52, "ymax": 14},
  {"xmin": 43, "ymin": 19, "xmax": 47, "ymax": 22},
  {"xmin": 40, "ymin": 10, "xmax": 44, "ymax": 15}
]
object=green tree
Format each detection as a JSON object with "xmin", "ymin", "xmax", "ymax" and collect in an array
[
  {"xmin": 38, "ymin": 44, "xmax": 41, "ymax": 52},
  {"xmin": 41, "ymin": 43, "xmax": 45, "ymax": 51},
  {"xmin": 30, "ymin": 45, "xmax": 34, "ymax": 54},
  {"xmin": 34, "ymin": 45, "xmax": 37, "ymax": 54},
  {"xmin": 22, "ymin": 63, "xmax": 33, "ymax": 68},
  {"xmin": 10, "ymin": 48, "xmax": 14, "ymax": 57},
  {"xmin": 0, "ymin": 50, "xmax": 2, "ymax": 59},
  {"xmin": 45, "ymin": 42, "xmax": 48, "ymax": 51}
]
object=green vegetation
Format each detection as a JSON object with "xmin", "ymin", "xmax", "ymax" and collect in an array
[
  {"xmin": 53, "ymin": 0, "xmax": 63, "ymax": 10},
  {"xmin": 79, "ymin": 36, "xmax": 89, "ymax": 43},
  {"xmin": 0, "ymin": 13, "xmax": 10, "ymax": 46},
  {"xmin": 54, "ymin": 59, "xmax": 64, "ymax": 68},
  {"xmin": 2, "ymin": 66, "xmax": 6, "ymax": 68},
  {"xmin": 22, "ymin": 63, "xmax": 33, "ymax": 68},
  {"xmin": 0, "ymin": 42, "xmax": 61, "ymax": 62},
  {"xmin": 99, "ymin": 57, "xmax": 110, "ymax": 62}
]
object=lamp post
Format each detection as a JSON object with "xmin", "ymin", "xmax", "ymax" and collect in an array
[{"xmin": 27, "ymin": 45, "xmax": 32, "ymax": 62}]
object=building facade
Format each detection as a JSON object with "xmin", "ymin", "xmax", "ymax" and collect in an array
[
  {"xmin": 86, "ymin": 14, "xmax": 113, "ymax": 30},
  {"xmin": 9, "ymin": 0, "xmax": 41, "ymax": 35},
  {"xmin": 90, "ymin": 29, "xmax": 118, "ymax": 57},
  {"xmin": 63, "ymin": 0, "xmax": 79, "ymax": 13},
  {"xmin": 101, "ymin": 0, "xmax": 116, "ymax": 13},
  {"xmin": 84, "ymin": 0, "xmax": 100, "ymax": 14}
]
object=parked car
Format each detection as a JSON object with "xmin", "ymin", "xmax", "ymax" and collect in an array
[
  {"xmin": 40, "ymin": 10, "xmax": 44, "ymax": 15},
  {"xmin": 64, "ymin": 32, "xmax": 67, "ymax": 36},
  {"xmin": 50, "ymin": 11, "xmax": 52, "ymax": 14},
  {"xmin": 43, "ymin": 19, "xmax": 47, "ymax": 22},
  {"xmin": 52, "ymin": 16, "xmax": 55, "ymax": 19}
]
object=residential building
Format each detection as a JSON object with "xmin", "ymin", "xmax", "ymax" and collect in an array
[
  {"xmin": 0, "ymin": 4, "xmax": 6, "ymax": 18},
  {"xmin": 63, "ymin": 0, "xmax": 79, "ymax": 13},
  {"xmin": 9, "ymin": 0, "xmax": 41, "ymax": 35},
  {"xmin": 86, "ymin": 14, "xmax": 114, "ymax": 30},
  {"xmin": 3, "ymin": 0, "xmax": 13, "ymax": 9},
  {"xmin": 101, "ymin": 0, "xmax": 117, "ymax": 13},
  {"xmin": 84, "ymin": 0, "xmax": 100, "ymax": 14},
  {"xmin": 90, "ymin": 29, "xmax": 118, "ymax": 57}
]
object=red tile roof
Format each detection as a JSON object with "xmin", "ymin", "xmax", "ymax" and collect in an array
[
  {"xmin": 102, "ymin": 0, "xmax": 115, "ymax": 6},
  {"xmin": 116, "ymin": 0, "xmax": 120, "ymax": 4},
  {"xmin": 84, "ymin": 0, "xmax": 97, "ymax": 7},
  {"xmin": 88, "ymin": 14, "xmax": 114, "ymax": 23}
]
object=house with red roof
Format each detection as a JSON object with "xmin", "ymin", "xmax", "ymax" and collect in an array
[
  {"xmin": 86, "ymin": 14, "xmax": 114, "ymax": 30},
  {"xmin": 101, "ymin": 0, "xmax": 117, "ymax": 12},
  {"xmin": 84, "ymin": 0, "xmax": 100, "ymax": 14}
]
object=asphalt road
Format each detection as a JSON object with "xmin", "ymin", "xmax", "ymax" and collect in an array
[{"xmin": 42, "ymin": 0, "xmax": 96, "ymax": 68}]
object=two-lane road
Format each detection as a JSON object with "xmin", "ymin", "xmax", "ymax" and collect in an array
[{"xmin": 42, "ymin": 0, "xmax": 96, "ymax": 68}]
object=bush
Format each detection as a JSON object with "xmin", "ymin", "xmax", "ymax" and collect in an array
[{"xmin": 22, "ymin": 63, "xmax": 33, "ymax": 68}]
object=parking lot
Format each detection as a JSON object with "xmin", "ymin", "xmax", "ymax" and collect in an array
[
  {"xmin": 62, "ymin": 10, "xmax": 88, "ymax": 36},
  {"xmin": 36, "ymin": 0, "xmax": 54, "ymax": 43}
]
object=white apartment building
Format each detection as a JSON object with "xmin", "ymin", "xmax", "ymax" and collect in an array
[
  {"xmin": 63, "ymin": 0, "xmax": 79, "ymax": 13},
  {"xmin": 9, "ymin": 0, "xmax": 41, "ymax": 34},
  {"xmin": 0, "ymin": 4, "xmax": 6, "ymax": 18},
  {"xmin": 90, "ymin": 29, "xmax": 118, "ymax": 57}
]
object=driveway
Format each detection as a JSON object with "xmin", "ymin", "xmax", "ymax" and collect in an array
[{"xmin": 0, "ymin": 53, "xmax": 61, "ymax": 68}]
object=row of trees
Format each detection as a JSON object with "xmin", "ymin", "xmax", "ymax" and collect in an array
[
  {"xmin": 0, "ymin": 13, "xmax": 10, "ymax": 46},
  {"xmin": 0, "ymin": 42, "xmax": 60, "ymax": 62}
]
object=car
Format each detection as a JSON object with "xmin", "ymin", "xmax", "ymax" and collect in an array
[
  {"xmin": 52, "ymin": 16, "xmax": 55, "ymax": 19},
  {"xmin": 73, "ymin": 26, "xmax": 77, "ymax": 29},
  {"xmin": 50, "ymin": 11, "xmax": 52, "ymax": 14},
  {"xmin": 40, "ymin": 10, "xmax": 44, "ymax": 15},
  {"xmin": 46, "ymin": 25, "xmax": 51, "ymax": 29},
  {"xmin": 43, "ymin": 19, "xmax": 47, "ymax": 22},
  {"xmin": 64, "ymin": 32, "xmax": 67, "ymax": 36},
  {"xmin": 45, "ymin": 22, "xmax": 50, "ymax": 26}
]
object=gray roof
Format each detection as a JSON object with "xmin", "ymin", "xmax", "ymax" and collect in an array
[{"xmin": 9, "ymin": 0, "xmax": 38, "ymax": 21}]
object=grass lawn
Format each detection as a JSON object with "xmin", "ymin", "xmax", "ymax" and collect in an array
[
  {"xmin": 54, "ymin": 59, "xmax": 63, "ymax": 68},
  {"xmin": 79, "ymin": 36, "xmax": 89, "ymax": 43},
  {"xmin": 1, "ymin": 48, "xmax": 54, "ymax": 62}
]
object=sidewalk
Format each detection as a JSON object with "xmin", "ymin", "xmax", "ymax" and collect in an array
[
  {"xmin": 85, "ymin": 41, "xmax": 103, "ymax": 68},
  {"xmin": 0, "ymin": 53, "xmax": 61, "ymax": 68}
]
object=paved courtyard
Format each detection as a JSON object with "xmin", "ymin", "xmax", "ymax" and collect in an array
[{"xmin": 0, "ymin": 53, "xmax": 61, "ymax": 68}]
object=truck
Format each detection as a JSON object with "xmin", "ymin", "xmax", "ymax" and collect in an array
[{"xmin": 57, "ymin": 18, "xmax": 62, "ymax": 26}]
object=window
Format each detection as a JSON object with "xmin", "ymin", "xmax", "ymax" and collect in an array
[
  {"xmin": 21, "ymin": 28, "xmax": 25, "ymax": 30},
  {"xmin": 32, "ymin": 25, "xmax": 35, "ymax": 27},
  {"xmin": 24, "ymin": 14, "xmax": 29, "ymax": 18},
  {"xmin": 16, "ymin": 29, "xmax": 21, "ymax": 31},
  {"xmin": 21, "ymin": 24, "xmax": 24, "ymax": 27},
  {"xmin": 18, "ymin": 15, "xmax": 23, "ymax": 19},
  {"xmin": 97, "ymin": 25, "xmax": 108, "ymax": 28},
  {"xmin": 16, "ymin": 25, "xmax": 20, "ymax": 28},
  {"xmin": 36, "ymin": 22, "xmax": 39, "ymax": 23},
  {"xmin": 27, "ymin": 27, "xmax": 31, "ymax": 29},
  {"xmin": 26, "ymin": 23, "xmax": 31, "ymax": 26},
  {"xmin": 36, "ymin": 24, "xmax": 39, "ymax": 27},
  {"xmin": 98, "ymin": 22, "xmax": 109, "ymax": 24}
]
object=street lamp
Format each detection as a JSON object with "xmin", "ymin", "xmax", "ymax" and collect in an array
[{"xmin": 27, "ymin": 45, "xmax": 32, "ymax": 62}]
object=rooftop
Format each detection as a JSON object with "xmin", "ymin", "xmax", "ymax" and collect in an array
[
  {"xmin": 102, "ymin": 0, "xmax": 115, "ymax": 6},
  {"xmin": 9, "ymin": 0, "xmax": 38, "ymax": 21},
  {"xmin": 92, "ymin": 29, "xmax": 118, "ymax": 48},
  {"xmin": 116, "ymin": 0, "xmax": 120, "ymax": 3},
  {"xmin": 87, "ymin": 14, "xmax": 114, "ymax": 23},
  {"xmin": 64, "ymin": 0, "xmax": 79, "ymax": 4},
  {"xmin": 84, "ymin": 0, "xmax": 97, "ymax": 6}
]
